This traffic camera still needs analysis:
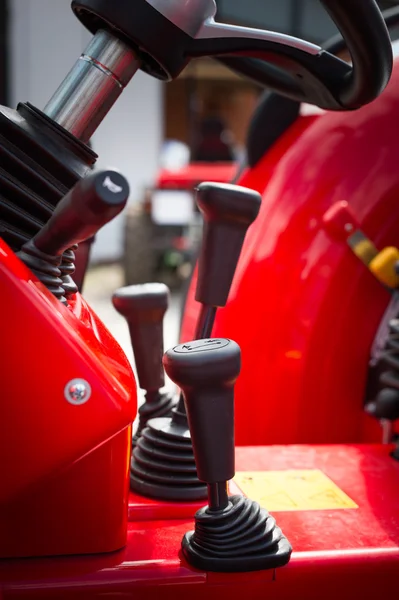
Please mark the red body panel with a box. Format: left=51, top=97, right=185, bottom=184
left=156, top=162, right=236, bottom=189
left=0, top=241, right=137, bottom=557
left=1, top=444, right=398, bottom=599
left=182, top=62, right=399, bottom=447
left=2, top=36, right=399, bottom=598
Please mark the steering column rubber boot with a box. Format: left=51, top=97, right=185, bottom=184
left=163, top=338, right=292, bottom=573
left=112, top=283, right=175, bottom=446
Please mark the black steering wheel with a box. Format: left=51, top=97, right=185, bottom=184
left=73, top=0, right=392, bottom=111
left=322, top=4, right=399, bottom=58
left=213, top=0, right=393, bottom=110
left=244, top=5, right=399, bottom=168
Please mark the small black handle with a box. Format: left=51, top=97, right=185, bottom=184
left=33, top=170, right=129, bottom=256
left=163, top=338, right=241, bottom=483
left=366, top=389, right=399, bottom=422
left=195, top=183, right=261, bottom=307
left=112, top=283, right=169, bottom=392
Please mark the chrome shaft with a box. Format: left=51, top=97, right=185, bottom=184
left=44, top=30, right=140, bottom=143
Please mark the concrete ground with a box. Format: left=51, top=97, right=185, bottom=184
left=83, top=263, right=181, bottom=396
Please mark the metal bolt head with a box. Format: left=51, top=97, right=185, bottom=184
left=64, top=379, right=92, bottom=405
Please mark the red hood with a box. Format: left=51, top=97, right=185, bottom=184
left=156, top=162, right=237, bottom=189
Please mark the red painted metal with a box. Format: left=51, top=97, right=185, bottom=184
left=128, top=491, right=204, bottom=522
left=181, top=61, right=399, bottom=447
left=322, top=200, right=364, bottom=243
left=0, top=240, right=137, bottom=557
left=1, top=35, right=398, bottom=598
left=0, top=444, right=397, bottom=598
left=156, top=162, right=237, bottom=189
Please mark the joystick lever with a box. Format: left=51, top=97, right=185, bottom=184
left=194, top=182, right=261, bottom=339
left=163, top=338, right=292, bottom=573
left=129, top=183, right=260, bottom=500
left=26, top=170, right=129, bottom=256
left=164, top=338, right=239, bottom=511
left=17, top=170, right=129, bottom=303
left=112, top=284, right=175, bottom=445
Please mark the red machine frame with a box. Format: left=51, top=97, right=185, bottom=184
left=1, top=3, right=399, bottom=596
left=182, top=61, right=399, bottom=447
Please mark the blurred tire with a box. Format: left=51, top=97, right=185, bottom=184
left=123, top=204, right=157, bottom=285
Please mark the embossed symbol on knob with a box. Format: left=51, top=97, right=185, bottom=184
left=102, top=176, right=123, bottom=194
left=177, top=339, right=229, bottom=353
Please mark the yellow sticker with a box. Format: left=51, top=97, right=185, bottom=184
left=233, top=469, right=358, bottom=512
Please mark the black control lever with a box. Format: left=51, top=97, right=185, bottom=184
left=17, top=170, right=129, bottom=303
left=163, top=338, right=291, bottom=573
left=30, top=170, right=129, bottom=255
left=194, top=182, right=261, bottom=339
left=129, top=182, right=260, bottom=501
left=112, top=283, right=175, bottom=445
left=175, top=182, right=261, bottom=413
left=164, top=339, right=240, bottom=511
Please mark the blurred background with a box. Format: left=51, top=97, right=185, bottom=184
left=0, top=0, right=398, bottom=361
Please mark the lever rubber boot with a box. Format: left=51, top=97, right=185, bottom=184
left=17, top=170, right=129, bottom=303
left=112, top=283, right=175, bottom=446
left=163, top=339, right=292, bottom=573
left=129, top=401, right=207, bottom=501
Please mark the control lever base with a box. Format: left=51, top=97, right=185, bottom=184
left=133, top=391, right=175, bottom=447
left=17, top=239, right=66, bottom=303
left=60, top=246, right=79, bottom=297
left=182, top=495, right=292, bottom=572
left=130, top=410, right=207, bottom=501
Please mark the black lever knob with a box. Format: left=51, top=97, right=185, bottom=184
left=163, top=338, right=241, bottom=504
left=195, top=183, right=261, bottom=308
left=366, top=388, right=399, bottom=421
left=164, top=337, right=292, bottom=573
left=113, top=283, right=169, bottom=393
left=33, top=170, right=129, bottom=256
left=17, top=170, right=129, bottom=303
left=112, top=283, right=176, bottom=446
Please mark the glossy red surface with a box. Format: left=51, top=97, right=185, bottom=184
left=182, top=64, right=399, bottom=446
left=128, top=490, right=204, bottom=522
left=0, top=427, right=131, bottom=558
left=156, top=162, right=236, bottom=189
left=0, top=241, right=137, bottom=556
left=1, top=444, right=397, bottom=599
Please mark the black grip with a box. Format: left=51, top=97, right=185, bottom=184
left=112, top=283, right=169, bottom=392
left=163, top=338, right=241, bottom=484
left=33, top=170, right=129, bottom=255
left=367, top=389, right=399, bottom=422
left=195, top=183, right=261, bottom=307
